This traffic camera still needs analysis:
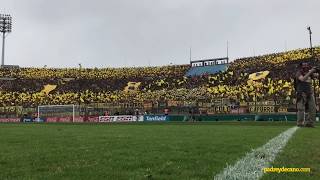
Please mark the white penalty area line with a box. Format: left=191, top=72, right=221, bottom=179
left=214, top=126, right=299, bottom=180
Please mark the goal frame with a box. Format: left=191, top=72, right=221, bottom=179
left=37, top=104, right=76, bottom=122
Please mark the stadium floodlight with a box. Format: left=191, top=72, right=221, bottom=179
left=307, top=26, right=313, bottom=57
left=0, top=14, right=12, bottom=67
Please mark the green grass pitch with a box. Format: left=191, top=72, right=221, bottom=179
left=0, top=122, right=318, bottom=179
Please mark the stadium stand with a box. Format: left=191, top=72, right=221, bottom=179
left=0, top=47, right=319, bottom=116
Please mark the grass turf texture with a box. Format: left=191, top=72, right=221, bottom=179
left=0, top=122, right=292, bottom=179
left=262, top=125, right=320, bottom=180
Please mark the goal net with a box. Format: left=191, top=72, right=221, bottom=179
left=37, top=104, right=79, bottom=122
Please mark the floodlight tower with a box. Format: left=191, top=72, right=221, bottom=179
left=0, top=14, right=12, bottom=66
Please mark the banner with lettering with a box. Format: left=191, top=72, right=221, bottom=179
left=144, top=115, right=168, bottom=121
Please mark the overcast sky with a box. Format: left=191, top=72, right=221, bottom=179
left=0, top=0, right=319, bottom=68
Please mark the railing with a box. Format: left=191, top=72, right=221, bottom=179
left=0, top=97, right=309, bottom=119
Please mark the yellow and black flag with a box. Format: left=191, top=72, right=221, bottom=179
left=124, top=82, right=141, bottom=93
left=248, top=71, right=270, bottom=81
left=41, top=84, right=57, bottom=95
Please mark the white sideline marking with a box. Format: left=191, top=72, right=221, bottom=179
left=214, top=126, right=299, bottom=180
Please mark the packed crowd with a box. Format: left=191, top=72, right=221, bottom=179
left=0, top=47, right=319, bottom=108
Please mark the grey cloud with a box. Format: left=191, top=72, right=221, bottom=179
left=0, top=0, right=319, bottom=68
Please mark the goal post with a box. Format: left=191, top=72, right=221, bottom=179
left=37, top=104, right=78, bottom=122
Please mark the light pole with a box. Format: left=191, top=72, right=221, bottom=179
left=307, top=27, right=319, bottom=111
left=0, top=14, right=12, bottom=67
left=78, top=63, right=82, bottom=106
left=307, top=26, right=313, bottom=57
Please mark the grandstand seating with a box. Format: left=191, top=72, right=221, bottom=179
left=0, top=46, right=319, bottom=111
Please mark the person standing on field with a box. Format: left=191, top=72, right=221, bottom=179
left=295, top=62, right=318, bottom=127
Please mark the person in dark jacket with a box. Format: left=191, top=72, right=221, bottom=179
left=295, top=62, right=318, bottom=127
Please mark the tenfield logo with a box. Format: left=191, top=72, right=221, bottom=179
left=146, top=116, right=167, bottom=121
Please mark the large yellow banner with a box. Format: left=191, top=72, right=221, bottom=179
left=41, top=84, right=57, bottom=95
